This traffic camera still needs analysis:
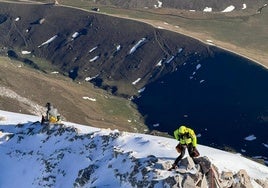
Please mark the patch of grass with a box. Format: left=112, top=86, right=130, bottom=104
left=96, top=93, right=146, bottom=131
left=24, top=56, right=60, bottom=72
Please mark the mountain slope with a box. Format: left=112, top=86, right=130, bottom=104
left=0, top=110, right=267, bottom=187
left=0, top=1, right=219, bottom=96
left=0, top=57, right=146, bottom=133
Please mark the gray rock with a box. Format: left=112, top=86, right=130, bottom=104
left=233, top=169, right=253, bottom=188
left=182, top=175, right=196, bottom=188
left=221, top=171, right=234, bottom=188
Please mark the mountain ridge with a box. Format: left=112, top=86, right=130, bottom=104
left=0, top=110, right=268, bottom=187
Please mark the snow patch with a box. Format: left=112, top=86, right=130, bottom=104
left=206, top=39, right=213, bottom=43
left=155, top=59, right=163, bottom=67
left=71, top=32, right=79, bottom=39
left=165, top=56, right=174, bottom=64
left=89, top=56, right=99, bottom=62
left=89, top=46, right=98, bottom=53
left=50, top=71, right=59, bottom=74
left=116, top=45, right=121, bottom=51
left=153, top=123, right=160, bottom=127
left=154, top=0, right=163, bottom=8
left=203, top=7, right=212, bottom=12
left=38, top=35, right=58, bottom=48
left=206, top=39, right=215, bottom=45
left=222, top=5, right=235, bottom=13
left=85, top=74, right=99, bottom=81
left=15, top=17, right=20, bottom=21
left=196, top=64, right=201, bottom=70
left=129, top=38, right=146, bottom=54
left=132, top=78, right=141, bottom=85
left=138, top=87, right=145, bottom=93
left=21, top=50, right=31, bottom=55
left=82, top=97, right=96, bottom=101
left=242, top=4, right=247, bottom=10
left=244, top=135, right=257, bottom=141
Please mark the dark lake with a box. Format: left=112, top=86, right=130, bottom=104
left=133, top=46, right=268, bottom=164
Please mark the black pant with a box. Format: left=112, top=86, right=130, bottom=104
left=174, top=143, right=195, bottom=165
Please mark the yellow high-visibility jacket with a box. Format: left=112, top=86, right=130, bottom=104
left=174, top=127, right=197, bottom=147
left=49, top=116, right=58, bottom=123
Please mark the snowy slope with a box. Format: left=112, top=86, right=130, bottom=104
left=0, top=110, right=268, bottom=188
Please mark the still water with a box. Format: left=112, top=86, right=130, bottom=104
left=134, top=47, right=268, bottom=162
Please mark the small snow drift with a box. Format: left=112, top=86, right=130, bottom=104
left=82, top=96, right=96, bottom=101
left=21, top=50, right=31, bottom=55
left=222, top=5, right=235, bottom=12
left=71, top=32, right=80, bottom=40
left=38, top=35, right=58, bottom=48
left=132, top=78, right=141, bottom=85
left=128, top=38, right=146, bottom=54
left=154, top=0, right=163, bottom=8
left=244, top=134, right=257, bottom=141
left=203, top=7, right=212, bottom=12
left=89, top=56, right=99, bottom=62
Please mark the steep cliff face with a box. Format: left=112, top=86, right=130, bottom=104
left=0, top=2, right=211, bottom=96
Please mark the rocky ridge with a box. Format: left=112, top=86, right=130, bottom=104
left=0, top=119, right=267, bottom=187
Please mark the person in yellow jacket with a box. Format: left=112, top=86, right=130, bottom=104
left=41, top=102, right=61, bottom=124
left=169, top=125, right=200, bottom=170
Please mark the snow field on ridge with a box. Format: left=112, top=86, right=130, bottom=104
left=0, top=110, right=268, bottom=187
